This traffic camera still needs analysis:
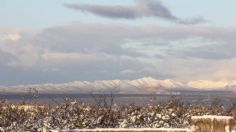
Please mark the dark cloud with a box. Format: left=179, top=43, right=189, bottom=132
left=177, top=17, right=206, bottom=25
left=66, top=4, right=137, bottom=19
left=65, top=0, right=205, bottom=25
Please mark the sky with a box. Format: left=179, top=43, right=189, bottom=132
left=1, top=0, right=236, bottom=86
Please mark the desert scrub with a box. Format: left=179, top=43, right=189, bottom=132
left=0, top=97, right=235, bottom=131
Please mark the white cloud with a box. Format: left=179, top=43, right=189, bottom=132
left=0, top=29, right=40, bottom=69
left=0, top=28, right=22, bottom=42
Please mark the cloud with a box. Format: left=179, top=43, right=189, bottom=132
left=0, top=28, right=23, bottom=42
left=177, top=17, right=206, bottom=25
left=1, top=24, right=236, bottom=85
left=0, top=26, right=167, bottom=85
left=65, top=0, right=206, bottom=25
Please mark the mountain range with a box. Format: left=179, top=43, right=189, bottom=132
left=0, top=77, right=235, bottom=94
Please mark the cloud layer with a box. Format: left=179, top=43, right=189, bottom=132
left=65, top=0, right=205, bottom=24
left=1, top=23, right=236, bottom=85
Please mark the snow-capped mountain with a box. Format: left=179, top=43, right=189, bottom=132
left=0, top=77, right=184, bottom=94
left=0, top=77, right=235, bottom=94
left=186, top=80, right=228, bottom=89
left=186, top=80, right=236, bottom=90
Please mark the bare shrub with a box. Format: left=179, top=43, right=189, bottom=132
left=0, top=95, right=235, bottom=131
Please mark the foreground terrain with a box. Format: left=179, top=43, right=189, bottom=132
left=0, top=96, right=235, bottom=131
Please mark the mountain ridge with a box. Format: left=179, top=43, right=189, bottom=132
left=0, top=77, right=235, bottom=94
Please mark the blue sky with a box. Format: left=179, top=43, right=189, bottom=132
left=1, top=0, right=236, bottom=86
left=1, top=0, right=236, bottom=29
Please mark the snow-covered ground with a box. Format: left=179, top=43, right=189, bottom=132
left=0, top=97, right=236, bottom=131
left=52, top=128, right=191, bottom=132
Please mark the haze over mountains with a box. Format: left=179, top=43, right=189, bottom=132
left=0, top=77, right=236, bottom=94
